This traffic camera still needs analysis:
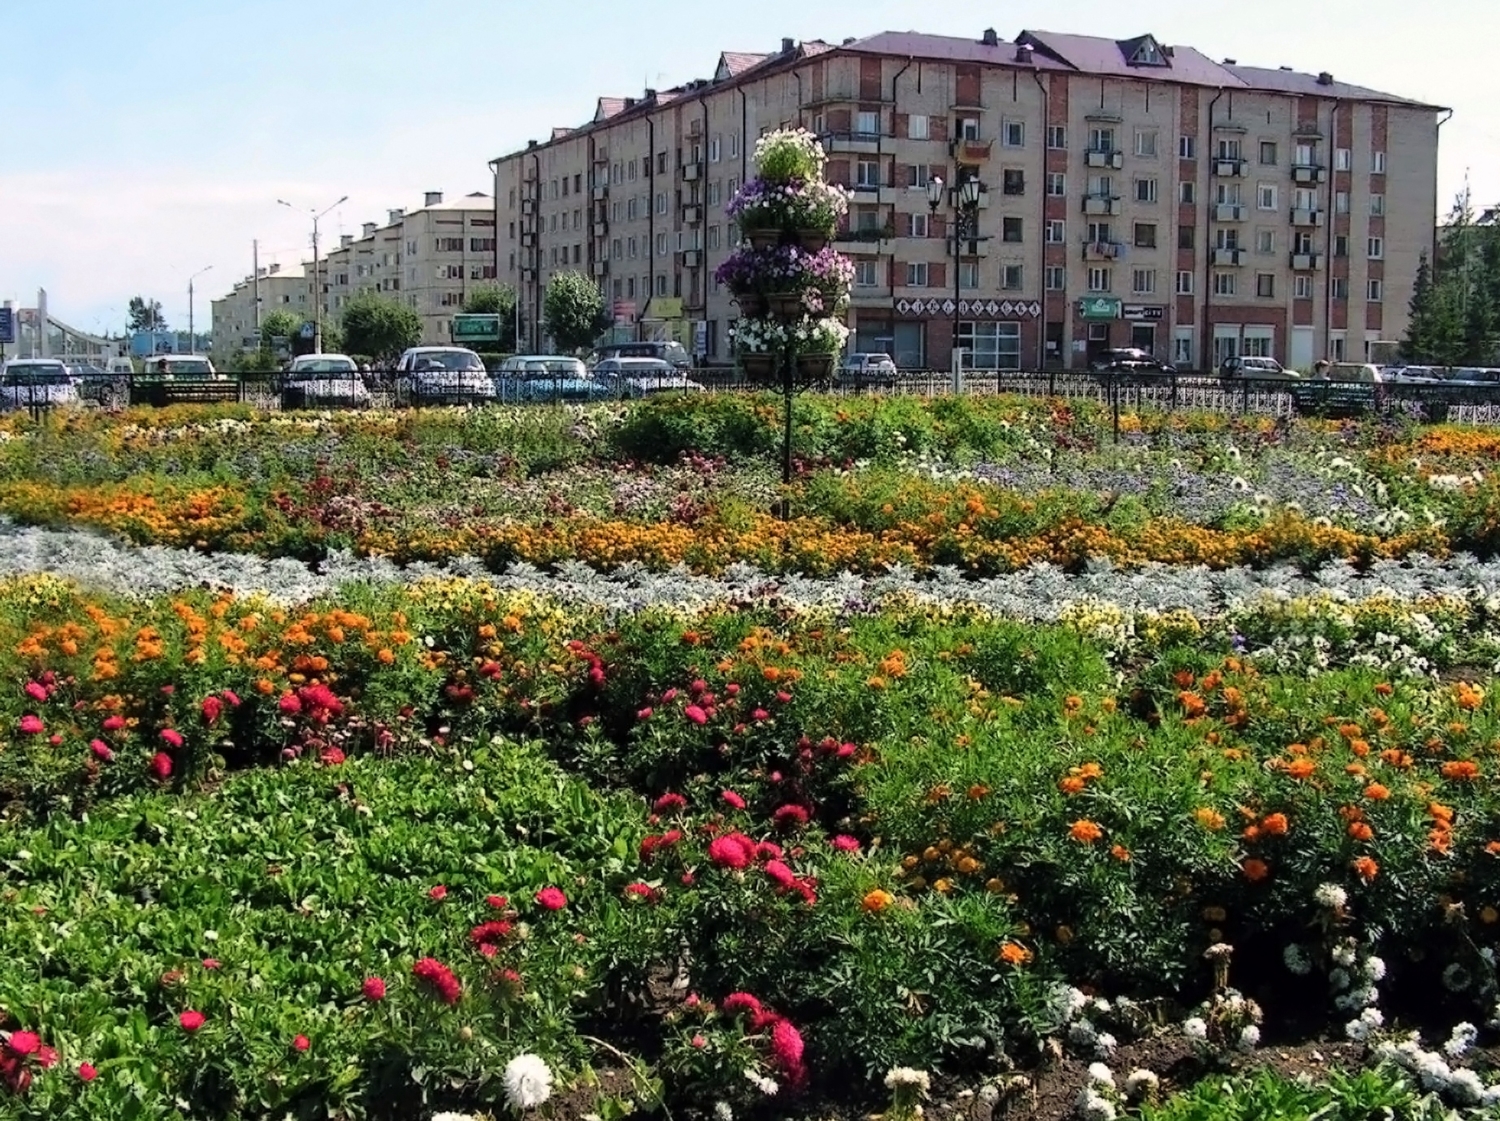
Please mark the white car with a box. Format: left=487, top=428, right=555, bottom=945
left=0, top=359, right=80, bottom=411
left=142, top=355, right=223, bottom=380
left=592, top=357, right=706, bottom=397
left=393, top=347, right=496, bottom=404
left=281, top=354, right=371, bottom=409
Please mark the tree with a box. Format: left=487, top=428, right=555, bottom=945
left=340, top=293, right=422, bottom=363
left=542, top=272, right=610, bottom=354
left=259, top=310, right=303, bottom=353
left=462, top=285, right=518, bottom=345
left=127, top=297, right=167, bottom=333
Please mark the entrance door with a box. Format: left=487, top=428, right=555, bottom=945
left=1290, top=326, right=1314, bottom=370
left=1086, top=322, right=1112, bottom=362
left=1130, top=323, right=1156, bottom=355
left=1212, top=332, right=1239, bottom=369
left=1045, top=321, right=1064, bottom=367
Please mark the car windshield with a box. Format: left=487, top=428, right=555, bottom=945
left=157, top=359, right=213, bottom=376
left=413, top=352, right=483, bottom=372
left=3, top=367, right=70, bottom=387
left=519, top=361, right=583, bottom=378
left=292, top=358, right=357, bottom=375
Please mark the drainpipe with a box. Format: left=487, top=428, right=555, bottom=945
left=1435, top=109, right=1454, bottom=264
left=739, top=86, right=749, bottom=182
left=1200, top=88, right=1226, bottom=373
left=532, top=152, right=542, bottom=352
left=698, top=94, right=710, bottom=326
left=647, top=111, right=656, bottom=343
left=487, top=157, right=501, bottom=345
left=1031, top=66, right=1049, bottom=369
left=1323, top=98, right=1342, bottom=363
left=887, top=57, right=914, bottom=337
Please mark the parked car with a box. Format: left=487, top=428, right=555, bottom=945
left=281, top=354, right=371, bottom=409
left=590, top=340, right=692, bottom=370
left=139, top=355, right=223, bottom=380
left=592, top=357, right=706, bottom=397
left=494, top=356, right=612, bottom=402
left=1219, top=356, right=1300, bottom=382
left=0, top=360, right=80, bottom=411
left=1088, top=349, right=1176, bottom=380
left=394, top=347, right=497, bottom=405
left=833, top=353, right=900, bottom=389
left=65, top=362, right=127, bottom=404
left=1292, top=362, right=1385, bottom=417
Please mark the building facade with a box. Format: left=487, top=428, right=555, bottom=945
left=491, top=28, right=1444, bottom=370
left=209, top=264, right=310, bottom=359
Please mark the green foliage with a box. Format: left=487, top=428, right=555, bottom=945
left=340, top=292, right=422, bottom=362
left=126, top=296, right=167, bottom=333
left=543, top=271, right=610, bottom=354
left=257, top=309, right=303, bottom=352
left=1404, top=193, right=1500, bottom=367
left=226, top=348, right=280, bottom=374
left=1140, top=1065, right=1433, bottom=1121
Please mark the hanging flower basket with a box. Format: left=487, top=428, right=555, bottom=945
left=739, top=352, right=778, bottom=380
left=766, top=292, right=808, bottom=319
left=796, top=353, right=836, bottom=381
left=795, top=229, right=831, bottom=253
left=744, top=228, right=780, bottom=251
left=735, top=292, right=769, bottom=317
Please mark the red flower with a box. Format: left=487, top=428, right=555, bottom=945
left=428, top=885, right=448, bottom=901
left=535, top=886, right=567, bottom=911
left=150, top=752, right=173, bottom=779
left=24, top=681, right=47, bottom=703
left=202, top=958, right=221, bottom=970
left=33, top=1045, right=57, bottom=1069
left=278, top=692, right=302, bottom=715
left=770, top=1018, right=805, bottom=1073
left=836, top=742, right=857, bottom=759
left=102, top=715, right=126, bottom=733
left=292, top=1034, right=310, bottom=1052
left=763, top=859, right=797, bottom=890
left=653, top=792, right=687, bottom=813
left=18, top=715, right=43, bottom=735
left=160, top=728, right=183, bottom=748
left=684, top=705, right=708, bottom=725
left=691, top=1033, right=707, bottom=1048
left=755, top=841, right=784, bottom=862
left=708, top=832, right=756, bottom=869
left=412, top=957, right=461, bottom=1004
left=77, top=1062, right=97, bottom=1082
left=320, top=746, right=346, bottom=765
left=831, top=834, right=861, bottom=853
left=6, top=1032, right=39, bottom=1057
left=362, top=977, right=387, bottom=1001
left=470, top=920, right=513, bottom=951
left=721, top=790, right=747, bottom=810
left=221, top=689, right=242, bottom=707
left=751, top=708, right=770, bottom=722
left=179, top=1011, right=206, bottom=1032
left=721, top=992, right=763, bottom=1021
left=486, top=894, right=508, bottom=909
left=636, top=707, right=653, bottom=721
left=200, top=696, right=222, bottom=725
left=772, top=804, right=810, bottom=830
left=624, top=882, right=658, bottom=902
left=89, top=740, right=114, bottom=762
left=776, top=691, right=792, bottom=704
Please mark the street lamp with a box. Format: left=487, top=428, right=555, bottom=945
left=187, top=265, right=213, bottom=355
left=927, top=175, right=984, bottom=385
left=278, top=195, right=348, bottom=353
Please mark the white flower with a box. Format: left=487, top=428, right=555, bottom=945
left=1086, top=1062, right=1115, bottom=1088
left=432, top=1114, right=481, bottom=1121
left=1068, top=1020, right=1099, bottom=1048
left=713, top=1102, right=734, bottom=1121
left=1183, top=1017, right=1208, bottom=1042
left=1447, top=1067, right=1484, bottom=1105
left=884, top=1067, right=931, bottom=1091
left=1313, top=883, right=1347, bottom=910
left=1444, top=1022, right=1478, bottom=1058
left=1237, top=1025, right=1261, bottom=1052
left=1074, top=1087, right=1117, bottom=1121
left=1283, top=944, right=1313, bottom=976
left=1331, top=939, right=1358, bottom=967
left=1329, top=967, right=1351, bottom=992
left=502, top=1053, right=553, bottom=1110
left=1123, top=1069, right=1159, bottom=1099
left=1363, top=955, right=1386, bottom=982
left=1094, top=1032, right=1117, bottom=1059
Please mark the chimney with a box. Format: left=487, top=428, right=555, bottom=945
left=362, top=222, right=377, bottom=238
left=424, top=190, right=443, bottom=207
left=982, top=28, right=999, bottom=47
left=268, top=263, right=281, bottom=275
left=340, top=234, right=354, bottom=248
left=1279, top=65, right=1293, bottom=71
left=842, top=36, right=855, bottom=45
left=624, top=96, right=637, bottom=108
left=1223, top=58, right=1237, bottom=65
left=1015, top=43, right=1034, bottom=63
left=644, top=87, right=656, bottom=99
left=781, top=37, right=795, bottom=53
left=1162, top=45, right=1174, bottom=57
left=1317, top=71, right=1334, bottom=85
left=388, top=208, right=404, bottom=225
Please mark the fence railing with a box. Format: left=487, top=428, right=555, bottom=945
left=11, top=368, right=1500, bottom=427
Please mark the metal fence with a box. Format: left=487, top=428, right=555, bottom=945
left=10, top=368, right=1500, bottom=426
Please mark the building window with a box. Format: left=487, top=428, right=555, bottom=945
left=1293, top=231, right=1315, bottom=255
left=1135, top=129, right=1158, bottom=158
left=1213, top=272, right=1236, bottom=296
left=855, top=109, right=880, bottom=138
left=855, top=260, right=879, bottom=288
left=1367, top=278, right=1383, bottom=301
left=1257, top=183, right=1277, bottom=211
left=1335, top=147, right=1352, bottom=171
left=1134, top=177, right=1158, bottom=203
left=1371, top=193, right=1385, bottom=216
left=626, top=277, right=636, bottom=298
left=1179, top=181, right=1196, bottom=205
left=1178, top=225, right=1195, bottom=250
left=1047, top=172, right=1066, bottom=196
left=1045, top=219, right=1065, bottom=244
left=1045, top=265, right=1066, bottom=291
left=957, top=321, right=1022, bottom=369
left=1131, top=268, right=1156, bottom=294
left=1367, top=236, right=1384, bottom=259
left=1086, top=220, right=1114, bottom=245
left=1178, top=135, right=1196, bottom=159
left=911, top=213, right=930, bottom=238
left=1089, top=126, right=1115, bottom=152
left=1216, top=181, right=1242, bottom=206
left=1373, top=151, right=1386, bottom=174
left=1294, top=275, right=1313, bottom=299
left=1047, top=125, right=1067, bottom=149
left=1002, top=216, right=1023, bottom=242
left=906, top=164, right=930, bottom=188
left=909, top=114, right=930, bottom=140
left=1002, top=119, right=1025, bottom=148
left=657, top=192, right=668, bottom=215
left=1176, top=270, right=1194, bottom=295
left=1331, top=277, right=1349, bottom=299
left=1133, top=222, right=1157, bottom=248
left=1087, top=266, right=1112, bottom=292
left=655, top=274, right=667, bottom=296
left=1216, top=138, right=1242, bottom=161
left=960, top=261, right=980, bottom=289
left=856, top=160, right=880, bottom=187
left=1259, top=140, right=1278, bottom=165
left=628, top=236, right=638, bottom=258
left=958, top=116, right=981, bottom=140
left=656, top=232, right=668, bottom=256
left=1173, top=329, right=1195, bottom=365
left=1003, top=168, right=1025, bottom=195
left=1294, top=142, right=1317, bottom=166
left=1001, top=263, right=1024, bottom=290
left=1255, top=273, right=1275, bottom=298
left=1256, top=228, right=1275, bottom=254
left=906, top=262, right=929, bottom=287
left=729, top=132, right=740, bottom=158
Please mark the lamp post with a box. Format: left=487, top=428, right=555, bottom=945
left=278, top=195, right=348, bottom=353
left=927, top=175, right=983, bottom=388
left=187, top=265, right=213, bottom=355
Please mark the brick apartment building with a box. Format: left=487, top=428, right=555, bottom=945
left=490, top=27, right=1446, bottom=371
left=209, top=263, right=310, bottom=359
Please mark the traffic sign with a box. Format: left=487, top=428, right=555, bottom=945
left=451, top=314, right=502, bottom=343
left=0, top=307, right=13, bottom=345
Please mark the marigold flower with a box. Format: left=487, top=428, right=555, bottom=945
left=1284, top=758, right=1317, bottom=780
left=1442, top=760, right=1480, bottom=782
left=534, top=886, right=568, bottom=911
left=1195, top=807, right=1226, bottom=831
left=1348, top=822, right=1375, bottom=842
left=862, top=889, right=895, bottom=913
left=1351, top=856, right=1379, bottom=881
left=1242, top=858, right=1270, bottom=882
left=998, top=941, right=1032, bottom=965
left=1110, top=844, right=1131, bottom=862
left=1261, top=813, right=1289, bottom=836
left=1069, top=819, right=1103, bottom=844
left=1058, top=776, right=1086, bottom=795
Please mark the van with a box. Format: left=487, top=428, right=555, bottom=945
left=590, top=340, right=691, bottom=369
left=106, top=357, right=135, bottom=376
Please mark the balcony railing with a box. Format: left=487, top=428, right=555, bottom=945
left=1085, top=149, right=1125, bottom=169
left=1292, top=164, right=1328, bottom=184
left=837, top=224, right=897, bottom=246
left=681, top=250, right=702, bottom=268
left=1290, top=251, right=1325, bottom=270
left=681, top=162, right=702, bottom=182
left=591, top=185, right=608, bottom=200
left=950, top=237, right=990, bottom=258
left=1213, top=158, right=1247, bottom=178
left=1290, top=208, right=1325, bottom=227
left=1082, top=194, right=1123, bottom=216
left=1214, top=204, right=1247, bottom=222
left=592, top=221, right=608, bottom=237
left=683, top=205, right=703, bottom=225
left=1082, top=241, right=1123, bottom=261
left=820, top=130, right=884, bottom=154
left=953, top=137, right=993, bottom=161
left=1211, top=248, right=1247, bottom=266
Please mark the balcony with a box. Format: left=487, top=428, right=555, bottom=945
left=952, top=137, right=993, bottom=162
left=593, top=149, right=609, bottom=164
left=1211, top=248, right=1247, bottom=266
left=1290, top=208, right=1325, bottom=227
left=1083, top=241, right=1123, bottom=261
left=681, top=162, right=702, bottom=182
left=591, top=260, right=607, bottom=277
left=1085, top=148, right=1125, bottom=170
left=1292, top=164, right=1328, bottom=185
left=1082, top=194, right=1123, bottom=217
left=820, top=131, right=883, bottom=155
left=681, top=250, right=702, bottom=268
left=949, top=237, right=990, bottom=258
left=521, top=232, right=537, bottom=247
left=1213, top=158, right=1247, bottom=178
left=850, top=178, right=882, bottom=198
left=593, top=221, right=609, bottom=237
left=521, top=199, right=536, bottom=215
left=592, top=185, right=608, bottom=201
left=837, top=224, right=897, bottom=252
left=1214, top=204, right=1247, bottom=222
left=683, top=205, right=703, bottom=225
left=1290, top=252, right=1325, bottom=270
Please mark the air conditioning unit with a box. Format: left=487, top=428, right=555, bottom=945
left=682, top=250, right=702, bottom=268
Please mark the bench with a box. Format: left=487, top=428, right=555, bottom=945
left=1290, top=382, right=1380, bottom=418
left=130, top=380, right=243, bottom=407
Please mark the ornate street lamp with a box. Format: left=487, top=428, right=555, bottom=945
left=927, top=175, right=984, bottom=384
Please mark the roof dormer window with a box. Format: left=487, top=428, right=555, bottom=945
left=1126, top=35, right=1167, bottom=66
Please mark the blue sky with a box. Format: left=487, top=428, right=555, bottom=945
left=2, top=0, right=1494, bottom=336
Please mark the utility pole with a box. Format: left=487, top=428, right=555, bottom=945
left=279, top=195, right=347, bottom=354
left=253, top=239, right=262, bottom=338
left=187, top=266, right=213, bottom=354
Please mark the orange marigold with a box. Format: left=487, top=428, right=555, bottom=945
left=1110, top=844, right=1131, bottom=862
left=1284, top=758, right=1317, bottom=780
left=1261, top=812, right=1289, bottom=836
left=1351, top=856, right=1379, bottom=881
left=998, top=941, right=1033, bottom=966
left=1194, top=807, right=1226, bottom=831
left=1348, top=821, right=1375, bottom=842
left=1058, top=776, right=1086, bottom=795
left=1242, top=858, right=1270, bottom=882
left=861, top=889, right=895, bottom=913
left=1364, top=783, right=1391, bottom=801
left=1442, top=760, right=1481, bottom=782
left=1069, top=819, right=1104, bottom=844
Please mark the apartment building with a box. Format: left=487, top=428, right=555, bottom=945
left=209, top=263, right=310, bottom=358
left=320, top=191, right=497, bottom=345
left=491, top=28, right=1444, bottom=370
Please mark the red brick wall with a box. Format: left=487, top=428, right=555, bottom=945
left=1044, top=76, right=1071, bottom=342
left=859, top=58, right=883, bottom=101
left=955, top=64, right=981, bottom=108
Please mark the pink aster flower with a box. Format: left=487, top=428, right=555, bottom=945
left=18, top=715, right=43, bottom=735
left=831, top=834, right=861, bottom=853
left=684, top=704, right=708, bottom=725
left=721, top=790, right=747, bottom=810
left=535, top=886, right=568, bottom=911
left=159, top=728, right=183, bottom=748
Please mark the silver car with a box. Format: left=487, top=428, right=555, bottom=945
left=592, top=357, right=706, bottom=398
left=282, top=354, right=372, bottom=409
left=394, top=347, right=496, bottom=404
left=0, top=360, right=80, bottom=411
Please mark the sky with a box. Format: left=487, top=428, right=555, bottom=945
left=2, top=0, right=1495, bottom=338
